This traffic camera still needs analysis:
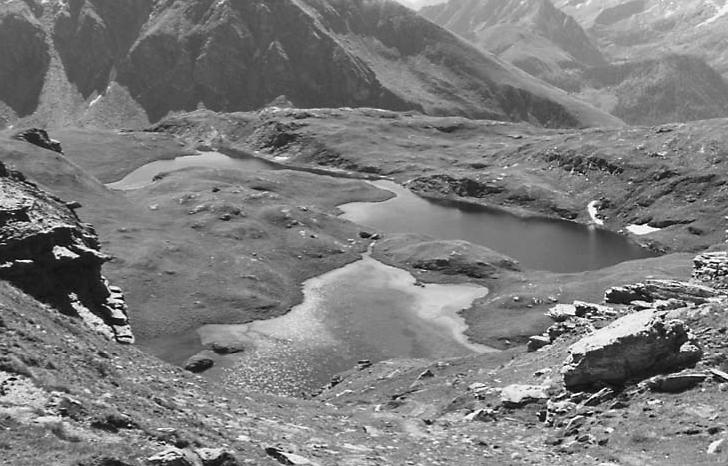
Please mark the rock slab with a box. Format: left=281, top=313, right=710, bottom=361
left=562, top=309, right=702, bottom=388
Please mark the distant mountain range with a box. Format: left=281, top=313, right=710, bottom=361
left=0, top=0, right=619, bottom=130
left=555, top=0, right=728, bottom=76
left=423, top=0, right=728, bottom=125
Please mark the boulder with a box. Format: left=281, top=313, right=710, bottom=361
left=184, top=352, right=215, bottom=373
left=13, top=128, right=63, bottom=153
left=194, top=449, right=239, bottom=466
left=464, top=408, right=497, bottom=422
left=527, top=335, right=551, bottom=352
left=500, top=385, right=550, bottom=408
left=547, top=318, right=593, bottom=342
left=264, top=447, right=318, bottom=465
left=604, top=280, right=718, bottom=305
left=562, top=310, right=702, bottom=388
left=693, top=251, right=728, bottom=289
left=573, top=301, right=615, bottom=318
left=209, top=342, right=246, bottom=355
left=546, top=304, right=577, bottom=322
left=146, top=448, right=200, bottom=466
left=643, top=371, right=708, bottom=393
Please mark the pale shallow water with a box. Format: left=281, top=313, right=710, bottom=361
left=106, top=151, right=275, bottom=190
left=340, top=181, right=658, bottom=272
left=197, top=253, right=491, bottom=396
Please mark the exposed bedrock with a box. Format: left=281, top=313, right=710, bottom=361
left=13, top=128, right=64, bottom=154
left=605, top=279, right=721, bottom=306
left=0, top=161, right=133, bottom=343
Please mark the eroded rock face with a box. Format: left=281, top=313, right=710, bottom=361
left=0, top=161, right=133, bottom=343
left=562, top=309, right=702, bottom=388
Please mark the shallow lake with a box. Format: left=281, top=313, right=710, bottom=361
left=340, top=180, right=657, bottom=273
left=197, top=252, right=491, bottom=396
left=106, top=151, right=277, bottom=190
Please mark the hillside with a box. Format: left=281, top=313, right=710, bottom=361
left=554, top=0, right=728, bottom=77
left=578, top=54, right=728, bottom=125
left=0, top=0, right=621, bottom=130
left=421, top=0, right=606, bottom=90
left=423, top=0, right=728, bottom=125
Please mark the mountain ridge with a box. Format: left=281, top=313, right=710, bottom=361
left=0, top=0, right=621, bottom=129
left=422, top=0, right=728, bottom=125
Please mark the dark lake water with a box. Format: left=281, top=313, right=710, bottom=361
left=340, top=181, right=658, bottom=273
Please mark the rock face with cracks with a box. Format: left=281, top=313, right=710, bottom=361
left=0, top=161, right=133, bottom=343
left=562, top=309, right=702, bottom=388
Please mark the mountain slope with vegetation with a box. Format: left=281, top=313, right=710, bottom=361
left=423, top=0, right=728, bottom=124
left=0, top=0, right=621, bottom=130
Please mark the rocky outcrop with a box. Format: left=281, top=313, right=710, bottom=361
left=13, top=128, right=63, bottom=153
left=0, top=161, right=133, bottom=343
left=562, top=309, right=702, bottom=388
left=642, top=370, right=709, bottom=393
left=147, top=447, right=240, bottom=465
left=500, top=384, right=550, bottom=408
left=604, top=279, right=720, bottom=305
left=693, top=251, right=728, bottom=289
left=184, top=352, right=215, bottom=373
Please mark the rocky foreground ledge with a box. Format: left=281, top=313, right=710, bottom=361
left=0, top=161, right=133, bottom=343
left=320, top=251, right=728, bottom=463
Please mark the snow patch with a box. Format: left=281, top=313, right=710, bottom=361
left=626, top=224, right=662, bottom=235
left=88, top=95, right=103, bottom=107
left=698, top=1, right=728, bottom=27
left=587, top=201, right=604, bottom=226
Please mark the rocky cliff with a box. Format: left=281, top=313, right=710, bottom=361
left=0, top=0, right=621, bottom=129
left=0, top=158, right=133, bottom=343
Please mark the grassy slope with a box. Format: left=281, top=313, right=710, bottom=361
left=0, top=131, right=389, bottom=364
left=213, top=107, right=727, bottom=252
